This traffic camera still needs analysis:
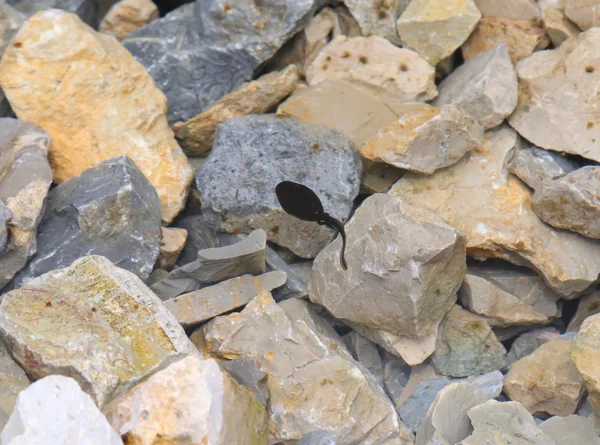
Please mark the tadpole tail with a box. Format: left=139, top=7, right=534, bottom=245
left=322, top=214, right=348, bottom=270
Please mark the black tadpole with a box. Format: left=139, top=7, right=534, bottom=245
left=275, top=181, right=348, bottom=270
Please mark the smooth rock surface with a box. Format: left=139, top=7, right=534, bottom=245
left=474, top=0, right=541, bottom=20
left=565, top=0, right=600, bottom=30
left=343, top=331, right=384, bottom=387
left=506, top=327, right=561, bottom=366
left=0, top=341, right=29, bottom=431
left=400, top=376, right=455, bottom=432
left=99, top=0, right=158, bottom=41
left=543, top=7, right=581, bottom=47
left=572, top=314, right=600, bottom=422
left=540, top=415, right=600, bottom=445
left=156, top=227, right=188, bottom=271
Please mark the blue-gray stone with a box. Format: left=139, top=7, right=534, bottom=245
left=399, top=377, right=455, bottom=432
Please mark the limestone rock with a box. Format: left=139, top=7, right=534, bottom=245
left=543, top=7, right=581, bottom=47
left=265, top=246, right=308, bottom=300
left=433, top=44, right=518, bottom=129
left=361, top=104, right=484, bottom=174
left=344, top=0, right=410, bottom=44
left=173, top=66, right=299, bottom=157
left=343, top=331, right=384, bottom=387
left=6, top=0, right=98, bottom=26
left=0, top=3, right=25, bottom=57
left=572, top=314, right=600, bottom=422
left=11, top=157, right=162, bottom=288
left=105, top=356, right=268, bottom=445
left=382, top=351, right=412, bottom=405
left=99, top=0, right=158, bottom=41
left=0, top=203, right=11, bottom=255
left=568, top=290, right=600, bottom=331
left=298, top=431, right=338, bottom=445
left=172, top=215, right=217, bottom=266
left=396, top=0, right=482, bottom=66
left=474, top=0, right=541, bottom=20
left=470, top=370, right=504, bottom=399
left=218, top=358, right=268, bottom=406
left=506, top=327, right=561, bottom=366
left=0, top=256, right=198, bottom=407
left=306, top=36, right=437, bottom=102
left=432, top=305, right=506, bottom=377
left=391, top=125, right=600, bottom=299
left=0, top=341, right=29, bottom=431
left=0, top=10, right=193, bottom=224
left=361, top=160, right=404, bottom=194
left=504, top=339, right=584, bottom=416
left=540, top=415, right=600, bottom=445
left=400, top=376, right=455, bottom=432
left=565, top=0, right=600, bottom=30
left=156, top=227, right=188, bottom=271
left=196, top=115, right=362, bottom=258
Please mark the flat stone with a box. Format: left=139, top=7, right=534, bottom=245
left=196, top=115, right=362, bottom=258
left=344, top=0, right=410, bottom=44
left=6, top=0, right=98, bottom=26
left=433, top=44, right=518, bottom=129
left=173, top=66, right=299, bottom=157
left=504, top=339, right=584, bottom=416
left=265, top=246, right=308, bottom=300
left=400, top=376, right=455, bottom=432
left=0, top=341, right=29, bottom=431
left=163, top=271, right=286, bottom=328
left=572, top=314, right=600, bottom=423
left=396, top=0, right=482, bottom=66
left=432, top=305, right=506, bottom=378
left=539, top=415, right=600, bottom=445
left=1, top=375, right=122, bottom=445
left=543, top=7, right=581, bottom=47
left=0, top=3, right=25, bottom=58
left=306, top=36, right=437, bottom=102
left=150, top=229, right=267, bottom=300
left=361, top=104, right=484, bottom=174
left=506, top=327, right=561, bottom=366
left=0, top=256, right=198, bottom=408
left=99, top=0, right=158, bottom=41
left=11, top=157, right=162, bottom=288
left=343, top=331, right=384, bottom=387
left=0, top=10, right=193, bottom=224
left=105, top=356, right=268, bottom=445
left=391, top=125, right=600, bottom=299
left=568, top=290, right=600, bottom=331
left=298, top=431, right=338, bottom=445
left=156, top=227, right=188, bottom=271
left=565, top=0, right=600, bottom=30
left=172, top=215, right=217, bottom=267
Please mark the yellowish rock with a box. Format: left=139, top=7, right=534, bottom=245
left=344, top=0, right=410, bottom=44
left=565, top=0, right=600, bottom=30
left=0, top=10, right=193, bottom=224
left=99, top=0, right=158, bottom=41
left=156, top=227, right=188, bottom=271
left=572, top=314, right=600, bottom=421
left=543, top=7, right=581, bottom=47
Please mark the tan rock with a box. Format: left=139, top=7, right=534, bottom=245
left=474, top=0, right=542, bottom=21
left=396, top=0, right=482, bottom=66
left=504, top=339, right=584, bottom=416
left=99, top=0, right=158, bottom=41
left=567, top=290, right=600, bottom=332
left=0, top=10, right=193, bottom=224
left=397, top=363, right=443, bottom=407
left=539, top=415, right=600, bottom=445
left=344, top=0, right=410, bottom=44
left=565, top=0, right=600, bottom=30
left=543, top=7, right=581, bottom=47
left=506, top=327, right=561, bottom=366
left=361, top=104, right=484, bottom=174
left=0, top=341, right=29, bottom=431
left=390, top=125, right=600, bottom=299
left=156, top=227, right=188, bottom=271
left=173, top=66, right=299, bottom=156
left=572, top=314, right=600, bottom=421
left=105, top=356, right=268, bottom=445
left=361, top=160, right=405, bottom=194
left=306, top=36, right=437, bottom=102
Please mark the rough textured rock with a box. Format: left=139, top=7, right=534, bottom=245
left=432, top=305, right=506, bottom=377
left=361, top=160, right=404, bottom=194
left=474, top=0, right=541, bottom=20
left=306, top=36, right=437, bottom=102
left=11, top=157, right=162, bottom=288
left=433, top=44, right=518, bottom=129
left=343, top=331, right=384, bottom=387
left=543, top=7, right=581, bottom=47
left=6, top=0, right=98, bottom=27
left=0, top=341, right=29, bottom=431
left=0, top=203, right=11, bottom=255
left=105, top=356, right=268, bottom=445
left=0, top=9, right=193, bottom=224
left=344, top=0, right=409, bottom=44
left=509, top=29, right=600, bottom=163
left=568, top=290, right=600, bottom=331
left=400, top=376, right=455, bottom=432
left=572, top=314, right=600, bottom=422
left=298, top=431, right=338, bottom=445
left=391, top=125, right=600, bottom=299
left=506, top=327, right=561, bottom=366
left=156, top=227, right=188, bottom=271
left=196, top=115, right=362, bottom=258
left=265, top=246, right=308, bottom=300
left=202, top=292, right=414, bottom=444
left=172, top=215, right=217, bottom=266
left=0, top=3, right=25, bottom=57
left=0, top=256, right=198, bottom=408
left=565, top=0, right=600, bottom=30
left=504, top=339, right=584, bottom=416
left=361, top=104, right=483, bottom=174
left=173, top=66, right=299, bottom=157
left=382, top=351, right=411, bottom=405
left=396, top=0, right=482, bottom=66
left=539, top=415, right=600, bottom=445
left=99, top=0, right=158, bottom=41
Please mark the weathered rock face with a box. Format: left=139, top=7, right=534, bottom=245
left=0, top=10, right=193, bottom=224
left=156, top=227, right=188, bottom=271
left=433, top=44, right=518, bottom=129
left=543, top=7, right=581, bottom=47
left=1, top=375, right=122, bottom=445
left=572, top=314, right=600, bottom=421
left=344, top=0, right=409, bottom=44
left=568, top=290, right=600, bottom=332
left=565, top=0, right=600, bottom=30
left=400, top=376, right=455, bottom=432
left=361, top=161, right=404, bottom=194
left=0, top=3, right=25, bottom=57
left=540, top=415, right=600, bottom=445
left=343, top=331, right=384, bottom=387
left=509, top=29, right=600, bottom=163
left=173, top=66, right=299, bottom=157
left=99, top=0, right=158, bottom=41
left=298, top=431, right=339, bottom=445
left=0, top=256, right=198, bottom=408
left=265, top=246, right=308, bottom=300
left=6, top=0, right=98, bottom=27
left=0, top=341, right=29, bottom=431
left=172, top=215, right=217, bottom=267
left=105, top=356, right=268, bottom=445
left=506, top=327, right=561, bottom=366
left=306, top=36, right=437, bottom=102
left=196, top=115, right=362, bottom=258
left=10, top=157, right=162, bottom=288
left=391, top=125, right=600, bottom=299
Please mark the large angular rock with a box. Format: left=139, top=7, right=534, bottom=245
left=506, top=327, right=561, bottom=366
left=99, top=0, right=158, bottom=41
left=433, top=44, right=518, bottom=129
left=6, top=0, right=98, bottom=27
left=540, top=415, right=600, bottom=445
left=1, top=375, right=122, bottom=445
left=565, top=0, right=600, bottom=30
left=10, top=156, right=162, bottom=288
left=572, top=314, right=600, bottom=421
left=0, top=341, right=29, bottom=431
left=196, top=115, right=362, bottom=258
left=0, top=256, right=198, bottom=408
left=391, top=125, right=600, bottom=299
left=0, top=10, right=193, bottom=224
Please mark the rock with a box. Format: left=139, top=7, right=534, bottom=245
left=202, top=292, right=414, bottom=444
left=105, top=356, right=268, bottom=445
left=400, top=376, right=455, bottom=432
left=572, top=314, right=600, bottom=422
left=151, top=229, right=267, bottom=300
left=0, top=118, right=52, bottom=289
left=0, top=10, right=193, bottom=224
left=344, top=0, right=410, bottom=44
left=506, top=327, right=561, bottom=366
left=1, top=375, right=122, bottom=445
left=196, top=115, right=362, bottom=258
left=10, top=157, right=162, bottom=288
left=298, top=431, right=338, bottom=445
left=122, top=0, right=322, bottom=125
left=565, top=0, right=600, bottom=30
left=306, top=36, right=437, bottom=102
left=470, top=370, right=504, bottom=399
left=6, top=0, right=98, bottom=26
left=343, top=331, right=384, bottom=387
left=265, top=246, right=308, bottom=300
left=163, top=271, right=286, bottom=328
left=172, top=215, right=217, bottom=266
left=301, top=8, right=347, bottom=73
left=504, top=339, right=584, bottom=416
left=391, top=125, right=600, bottom=299
left=460, top=400, right=556, bottom=445
left=99, top=0, right=158, bottom=41
left=0, top=3, right=25, bottom=58
left=509, top=29, right=600, bottom=163
left=543, top=7, right=581, bottom=47
left=474, top=0, right=541, bottom=20
left=361, top=160, right=405, bottom=194
left=432, top=305, right=506, bottom=378
left=433, top=44, right=518, bottom=130
left=0, top=341, right=29, bottom=431
left=539, top=415, right=600, bottom=445
left=382, top=351, right=412, bottom=405
left=0, top=255, right=198, bottom=407
left=0, top=90, right=10, bottom=118
left=173, top=66, right=299, bottom=157
left=396, top=0, right=482, bottom=66
left=156, top=227, right=188, bottom=271
left=361, top=104, right=484, bottom=174
left=217, top=357, right=268, bottom=406
left=0, top=203, right=12, bottom=254
left=568, top=290, right=600, bottom=331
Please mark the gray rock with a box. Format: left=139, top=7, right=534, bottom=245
left=6, top=0, right=98, bottom=27
left=122, top=0, right=324, bottom=124
left=11, top=156, right=162, bottom=288
left=382, top=351, right=411, bottom=406
left=0, top=3, right=25, bottom=58
left=218, top=358, right=268, bottom=406
left=343, top=331, right=384, bottom=387
left=0, top=203, right=12, bottom=254
left=150, top=229, right=267, bottom=300
left=0, top=90, right=11, bottom=118
left=469, top=370, right=504, bottom=399
left=540, top=415, right=600, bottom=445
left=298, top=431, right=338, bottom=445
left=196, top=115, right=362, bottom=258
left=172, top=215, right=217, bottom=266
left=266, top=246, right=308, bottom=301
left=506, top=327, right=561, bottom=367
left=568, top=290, right=600, bottom=332
left=0, top=340, right=29, bottom=431
left=400, top=376, right=455, bottom=432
